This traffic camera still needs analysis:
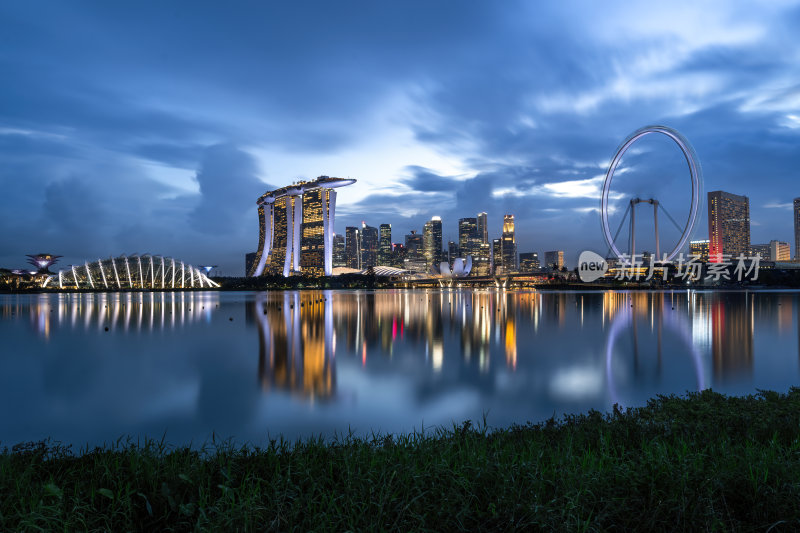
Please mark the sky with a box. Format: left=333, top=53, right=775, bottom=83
left=1, top=1, right=799, bottom=274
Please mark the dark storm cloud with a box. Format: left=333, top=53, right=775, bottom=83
left=189, top=145, right=268, bottom=235
left=402, top=166, right=460, bottom=192
left=41, top=177, right=110, bottom=252
left=133, top=143, right=207, bottom=169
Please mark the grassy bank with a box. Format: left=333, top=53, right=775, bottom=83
left=4, top=390, right=800, bottom=531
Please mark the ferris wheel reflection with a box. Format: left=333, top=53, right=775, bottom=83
left=604, top=292, right=707, bottom=409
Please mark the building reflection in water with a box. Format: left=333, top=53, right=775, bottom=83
left=254, top=291, right=335, bottom=402
left=251, top=289, right=531, bottom=403
left=683, top=291, right=756, bottom=382
left=6, top=292, right=219, bottom=340
left=710, top=297, right=753, bottom=379
left=2, top=288, right=788, bottom=418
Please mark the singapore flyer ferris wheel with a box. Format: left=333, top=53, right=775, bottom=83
left=600, top=125, right=703, bottom=264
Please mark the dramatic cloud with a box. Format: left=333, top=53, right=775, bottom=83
left=1, top=1, right=799, bottom=272
left=189, top=145, right=266, bottom=235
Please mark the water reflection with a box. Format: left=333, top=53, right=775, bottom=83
left=327, top=290, right=529, bottom=374
left=604, top=292, right=706, bottom=407
left=0, top=292, right=219, bottom=339
left=252, top=292, right=335, bottom=401
left=1, top=289, right=798, bottom=446
left=247, top=289, right=776, bottom=406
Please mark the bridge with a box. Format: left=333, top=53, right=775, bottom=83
left=391, top=272, right=563, bottom=289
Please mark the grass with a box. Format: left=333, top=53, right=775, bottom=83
left=3, top=389, right=800, bottom=531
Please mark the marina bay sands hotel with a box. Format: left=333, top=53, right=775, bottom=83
left=248, top=176, right=355, bottom=277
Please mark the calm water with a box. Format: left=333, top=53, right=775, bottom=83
left=1, top=289, right=798, bottom=448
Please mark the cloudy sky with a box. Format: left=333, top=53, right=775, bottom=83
left=1, top=1, right=799, bottom=273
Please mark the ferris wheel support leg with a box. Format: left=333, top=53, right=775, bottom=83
left=653, top=201, right=660, bottom=261
left=630, top=199, right=636, bottom=262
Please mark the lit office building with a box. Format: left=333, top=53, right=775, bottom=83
left=245, top=252, right=257, bottom=275
left=423, top=216, right=443, bottom=269
left=392, top=243, right=407, bottom=268
left=477, top=212, right=488, bottom=245
left=476, top=212, right=491, bottom=275
left=345, top=226, right=360, bottom=269
left=473, top=242, right=491, bottom=276
left=458, top=217, right=479, bottom=256
left=501, top=215, right=517, bottom=273
left=770, top=240, right=791, bottom=261
left=249, top=176, right=355, bottom=277
left=689, top=239, right=710, bottom=262
left=332, top=234, right=346, bottom=268
left=405, top=230, right=423, bottom=257
left=359, top=222, right=379, bottom=269
left=544, top=250, right=564, bottom=270
left=447, top=240, right=459, bottom=262
left=492, top=239, right=502, bottom=274
left=519, top=252, right=540, bottom=273
left=708, top=190, right=750, bottom=263
left=378, top=224, right=392, bottom=266
left=459, top=216, right=490, bottom=276
left=750, top=243, right=770, bottom=260
left=404, top=231, right=424, bottom=271
left=795, top=198, right=800, bottom=260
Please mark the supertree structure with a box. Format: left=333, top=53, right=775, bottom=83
left=26, top=254, right=62, bottom=274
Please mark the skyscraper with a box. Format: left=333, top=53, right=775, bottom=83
left=423, top=216, right=443, bottom=269
left=458, top=216, right=487, bottom=276
left=750, top=243, right=770, bottom=260
left=300, top=187, right=335, bottom=277
left=250, top=176, right=354, bottom=277
left=458, top=217, right=479, bottom=255
left=492, top=238, right=502, bottom=274
left=473, top=242, right=491, bottom=276
left=708, top=190, right=750, bottom=263
left=770, top=240, right=791, bottom=262
left=501, top=214, right=517, bottom=273
left=477, top=212, right=488, bottom=244
left=332, top=234, right=346, bottom=268
left=263, top=194, right=297, bottom=276
left=359, top=222, right=379, bottom=269
left=544, top=250, right=564, bottom=270
left=391, top=243, right=406, bottom=268
left=519, top=252, right=540, bottom=273
left=378, top=224, right=392, bottom=266
left=405, top=230, right=423, bottom=256
left=245, top=252, right=257, bottom=276
left=404, top=231, right=426, bottom=272
left=794, top=198, right=800, bottom=260
left=345, top=226, right=360, bottom=269
left=689, top=239, right=710, bottom=262
left=448, top=240, right=459, bottom=262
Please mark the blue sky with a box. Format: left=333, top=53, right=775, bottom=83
left=1, top=1, right=799, bottom=273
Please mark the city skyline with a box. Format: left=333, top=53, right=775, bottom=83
left=1, top=2, right=799, bottom=274
left=333, top=185, right=800, bottom=274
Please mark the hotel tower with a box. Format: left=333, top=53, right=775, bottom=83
left=708, top=190, right=750, bottom=263
left=249, top=176, right=356, bottom=277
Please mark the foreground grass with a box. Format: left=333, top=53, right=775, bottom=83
left=3, top=390, right=800, bottom=531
